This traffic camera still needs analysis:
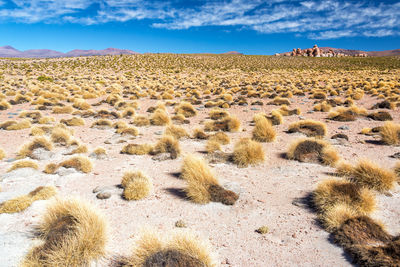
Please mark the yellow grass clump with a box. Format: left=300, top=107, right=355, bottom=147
left=4, top=119, right=31, bottom=130
left=339, top=160, right=396, bottom=193
left=60, top=117, right=85, bottom=126
left=150, top=108, right=171, bottom=126
left=192, top=128, right=209, bottom=140
left=380, top=122, right=400, bottom=145
left=151, top=135, right=180, bottom=159
left=22, top=198, right=107, bottom=267
left=8, top=160, right=39, bottom=172
left=175, top=101, right=197, bottom=118
left=288, top=119, right=327, bottom=138
left=165, top=124, right=189, bottom=139
left=121, top=143, right=153, bottom=155
left=121, top=171, right=153, bottom=200
left=181, top=154, right=238, bottom=205
left=232, top=138, right=265, bottom=168
left=205, top=140, right=221, bottom=153
left=52, top=105, right=74, bottom=114
left=59, top=156, right=93, bottom=173
left=123, top=230, right=217, bottom=267
left=132, top=116, right=150, bottom=126
left=51, top=127, right=71, bottom=145
left=252, top=117, right=276, bottom=142
left=0, top=148, right=5, bottom=160
left=18, top=137, right=53, bottom=159
left=0, top=186, right=57, bottom=214
left=204, top=116, right=240, bottom=132
left=287, top=138, right=339, bottom=166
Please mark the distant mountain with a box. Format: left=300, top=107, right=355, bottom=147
left=221, top=51, right=243, bottom=55
left=0, top=46, right=139, bottom=58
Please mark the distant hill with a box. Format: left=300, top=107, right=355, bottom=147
left=221, top=51, right=243, bottom=55
left=0, top=46, right=139, bottom=58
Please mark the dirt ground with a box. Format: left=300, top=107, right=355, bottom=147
left=0, top=94, right=399, bottom=267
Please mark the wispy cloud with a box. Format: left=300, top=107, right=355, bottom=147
left=0, top=0, right=399, bottom=39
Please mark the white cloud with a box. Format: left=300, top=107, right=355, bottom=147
left=0, top=0, right=399, bottom=39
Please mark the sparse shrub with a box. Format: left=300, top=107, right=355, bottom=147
left=4, top=119, right=31, bottom=130
left=232, top=138, right=265, bottom=167
left=367, top=111, right=393, bottom=121
left=205, top=140, right=221, bottom=153
left=0, top=148, right=5, bottom=160
left=117, top=127, right=139, bottom=136
left=91, top=119, right=113, bottom=128
left=0, top=99, right=11, bottom=110
left=286, top=138, right=339, bottom=166
left=288, top=119, right=327, bottom=138
left=151, top=135, right=180, bottom=159
left=150, top=108, right=171, bottom=126
left=209, top=132, right=230, bottom=145
left=59, top=156, right=93, bottom=173
left=22, top=198, right=107, bottom=266
left=209, top=108, right=229, bottom=120
left=60, top=117, right=85, bottom=126
left=181, top=154, right=238, bottom=205
left=0, top=186, right=56, bottom=214
left=122, top=107, right=136, bottom=118
left=165, top=124, right=189, bottom=139
left=132, top=115, right=150, bottom=126
left=51, top=127, right=71, bottom=145
left=123, top=230, right=217, bottom=267
left=268, top=110, right=283, bottom=125
left=192, top=128, right=208, bottom=140
left=18, top=137, right=53, bottom=158
left=52, top=105, right=74, bottom=114
left=38, top=116, right=56, bottom=124
left=121, top=143, right=153, bottom=155
left=252, top=117, right=276, bottom=142
left=340, top=160, right=396, bottom=192
left=313, top=179, right=375, bottom=214
left=175, top=101, right=197, bottom=117
left=8, top=160, right=39, bottom=172
left=380, top=122, right=400, bottom=145
left=204, top=116, right=240, bottom=132
left=122, top=171, right=152, bottom=200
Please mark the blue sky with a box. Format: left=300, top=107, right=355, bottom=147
left=0, top=0, right=399, bottom=54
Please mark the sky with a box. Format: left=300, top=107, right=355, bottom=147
left=0, top=0, right=399, bottom=55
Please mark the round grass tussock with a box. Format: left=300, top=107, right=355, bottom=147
left=8, top=160, right=39, bottom=172
left=232, top=138, right=265, bottom=168
left=252, top=117, right=276, bottom=142
left=58, top=156, right=93, bottom=173
left=288, top=119, right=327, bottom=138
left=22, top=198, right=107, bottom=267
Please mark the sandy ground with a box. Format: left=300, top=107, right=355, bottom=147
left=0, top=94, right=399, bottom=267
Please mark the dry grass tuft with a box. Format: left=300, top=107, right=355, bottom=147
left=52, top=105, right=74, bottom=114
left=209, top=132, right=230, bottom=145
left=313, top=179, right=375, bottom=214
left=18, top=137, right=53, bottom=159
left=151, top=135, right=180, bottom=159
left=60, top=117, right=85, bottom=126
left=0, top=148, right=5, bottom=160
left=117, top=127, right=139, bottom=136
left=192, top=128, right=209, bottom=140
left=8, top=160, right=39, bottom=172
left=181, top=154, right=238, bottom=205
left=132, top=116, right=150, bottom=127
left=342, top=160, right=396, bottom=192
left=123, top=229, right=217, bottom=267
left=286, top=138, right=339, bottom=166
left=204, top=116, right=241, bottom=132
left=205, top=140, right=221, bottom=153
left=380, top=122, right=400, bottom=145
left=232, top=138, right=265, bottom=168
left=4, top=119, right=31, bottom=130
left=150, top=108, right=171, bottom=126
left=51, top=127, right=71, bottom=145
left=175, top=102, right=197, bottom=118
left=22, top=198, right=107, bottom=267
left=209, top=108, right=229, bottom=120
left=91, top=119, right=113, bottom=128
left=59, top=156, right=93, bottom=173
left=165, top=124, right=189, bottom=139
left=0, top=186, right=57, bottom=214
left=121, top=143, right=153, bottom=155
left=252, top=117, right=276, bottom=142
left=288, top=119, right=327, bottom=138
left=320, top=203, right=359, bottom=232
left=122, top=171, right=153, bottom=200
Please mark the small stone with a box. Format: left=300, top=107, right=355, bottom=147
left=292, top=233, right=297, bottom=238
left=390, top=152, right=400, bottom=159
left=250, top=107, right=259, bottom=111
left=152, top=153, right=171, bottom=161
left=175, top=220, right=187, bottom=228
left=338, top=125, right=349, bottom=130
left=96, top=192, right=111, bottom=199
left=154, top=131, right=163, bottom=135
left=255, top=226, right=269, bottom=234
